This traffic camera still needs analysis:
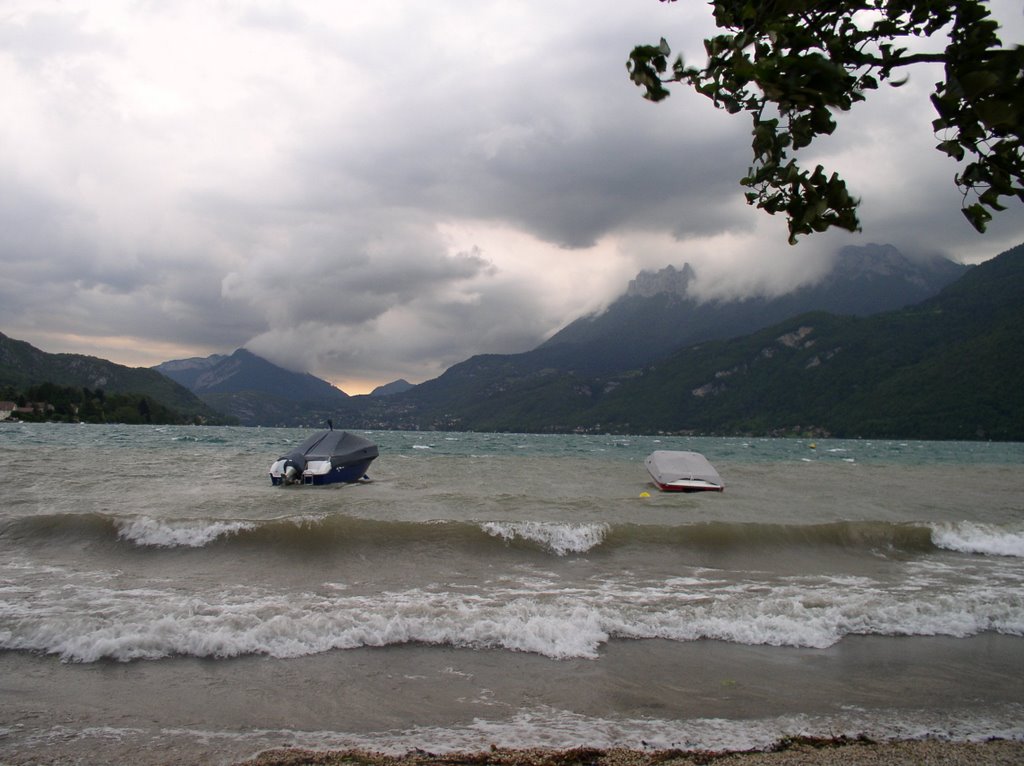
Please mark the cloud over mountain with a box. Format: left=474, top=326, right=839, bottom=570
left=1, top=1, right=1021, bottom=392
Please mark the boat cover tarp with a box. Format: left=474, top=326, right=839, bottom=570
left=645, top=450, right=723, bottom=486
left=281, top=430, right=378, bottom=467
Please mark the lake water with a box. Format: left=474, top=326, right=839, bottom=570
left=1, top=424, right=1022, bottom=764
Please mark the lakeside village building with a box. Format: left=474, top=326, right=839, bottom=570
left=0, top=401, right=51, bottom=421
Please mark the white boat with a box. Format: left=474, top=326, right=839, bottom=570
left=644, top=450, right=724, bottom=492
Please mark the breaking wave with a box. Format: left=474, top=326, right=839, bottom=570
left=5, top=513, right=1024, bottom=558
left=929, top=521, right=1024, bottom=558
left=480, top=521, right=610, bottom=555
left=2, top=557, right=1022, bottom=663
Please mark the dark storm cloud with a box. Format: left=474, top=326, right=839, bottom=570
left=0, top=1, right=1021, bottom=390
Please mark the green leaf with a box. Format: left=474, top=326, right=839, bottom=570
left=936, top=140, right=966, bottom=160
left=962, top=203, right=992, bottom=233
left=628, top=0, right=1024, bottom=242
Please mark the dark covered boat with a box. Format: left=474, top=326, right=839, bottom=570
left=269, top=425, right=378, bottom=486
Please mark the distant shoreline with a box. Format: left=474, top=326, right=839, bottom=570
left=237, top=739, right=1024, bottom=766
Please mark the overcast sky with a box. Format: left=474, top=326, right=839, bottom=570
left=2, top=1, right=1022, bottom=393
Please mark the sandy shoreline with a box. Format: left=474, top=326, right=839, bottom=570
left=237, top=738, right=1024, bottom=766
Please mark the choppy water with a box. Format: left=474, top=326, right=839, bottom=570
left=1, top=424, right=1023, bottom=764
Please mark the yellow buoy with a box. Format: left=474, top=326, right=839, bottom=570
left=639, top=491, right=650, bottom=498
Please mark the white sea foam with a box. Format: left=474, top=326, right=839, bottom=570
left=480, top=521, right=609, bottom=555
left=14, top=705, right=1024, bottom=763
left=159, top=704, right=1024, bottom=757
left=930, top=521, right=1024, bottom=558
left=115, top=517, right=255, bottom=548
left=346, top=705, right=1024, bottom=755
left=4, top=562, right=1023, bottom=662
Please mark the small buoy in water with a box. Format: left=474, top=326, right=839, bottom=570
left=639, top=491, right=650, bottom=498
left=809, top=443, right=817, bottom=449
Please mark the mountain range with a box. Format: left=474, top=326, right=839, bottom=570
left=349, top=242, right=1019, bottom=440
left=0, top=332, right=227, bottom=424
left=146, top=242, right=969, bottom=427
left=535, top=243, right=968, bottom=374
left=2, top=241, right=1019, bottom=438
left=585, top=243, right=1022, bottom=440
left=152, top=348, right=350, bottom=428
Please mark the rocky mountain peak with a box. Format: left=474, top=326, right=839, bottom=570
left=154, top=354, right=227, bottom=374
left=626, top=263, right=696, bottom=298
left=829, top=243, right=960, bottom=289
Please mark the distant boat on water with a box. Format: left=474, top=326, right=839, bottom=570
left=644, top=450, right=724, bottom=492
left=269, top=422, right=378, bottom=486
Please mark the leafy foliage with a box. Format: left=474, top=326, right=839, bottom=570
left=627, top=0, right=1024, bottom=242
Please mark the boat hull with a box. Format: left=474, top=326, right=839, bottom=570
left=270, top=457, right=376, bottom=486
left=644, top=450, right=724, bottom=493
left=650, top=478, right=724, bottom=493
left=268, top=429, right=378, bottom=487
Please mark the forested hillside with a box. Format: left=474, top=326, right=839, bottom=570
left=0, top=333, right=231, bottom=424
left=349, top=243, right=1023, bottom=440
